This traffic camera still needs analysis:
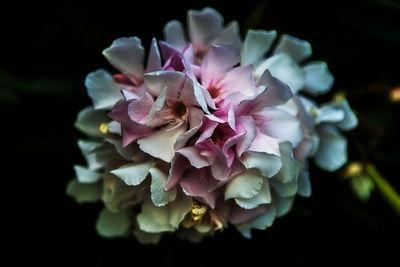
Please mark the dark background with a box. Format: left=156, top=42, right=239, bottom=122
left=2, top=0, right=400, bottom=265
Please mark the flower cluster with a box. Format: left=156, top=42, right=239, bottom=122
left=68, top=8, right=357, bottom=243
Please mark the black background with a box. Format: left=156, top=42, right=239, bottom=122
left=2, top=0, right=400, bottom=265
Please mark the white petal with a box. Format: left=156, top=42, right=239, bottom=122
left=316, top=105, right=345, bottom=124
left=143, top=70, right=186, bottom=97
left=74, top=107, right=108, bottom=138
left=102, top=37, right=144, bottom=75
left=241, top=151, right=282, bottom=178
left=95, top=209, right=130, bottom=238
left=273, top=34, right=312, bottom=62
left=274, top=194, right=295, bottom=217
left=137, top=123, right=187, bottom=162
left=256, top=108, right=303, bottom=147
left=314, top=125, right=347, bottom=171
left=319, top=100, right=358, bottom=130
left=66, top=179, right=102, bottom=203
left=77, top=140, right=114, bottom=170
left=212, top=21, right=242, bottom=49
left=150, top=167, right=177, bottom=207
left=241, top=29, right=277, bottom=66
left=164, top=20, right=187, bottom=51
left=235, top=180, right=271, bottom=209
left=110, top=161, right=154, bottom=186
left=237, top=205, right=276, bottom=238
left=146, top=38, right=162, bottom=72
left=133, top=229, right=162, bottom=244
left=85, top=69, right=122, bottom=110
left=188, top=7, right=224, bottom=48
left=137, top=200, right=175, bottom=233
left=302, top=61, right=334, bottom=95
left=225, top=169, right=264, bottom=200
left=255, top=54, right=306, bottom=93
left=274, top=142, right=296, bottom=183
left=271, top=178, right=298, bottom=197
left=297, top=171, right=312, bottom=197
left=73, top=165, right=101, bottom=184
left=168, top=191, right=193, bottom=228
left=107, top=121, right=121, bottom=135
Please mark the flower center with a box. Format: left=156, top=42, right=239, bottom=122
left=194, top=47, right=208, bottom=65
left=171, top=101, right=187, bottom=119
left=207, top=86, right=220, bottom=99
left=211, top=123, right=235, bottom=147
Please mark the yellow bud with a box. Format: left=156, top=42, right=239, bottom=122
left=98, top=122, right=108, bottom=135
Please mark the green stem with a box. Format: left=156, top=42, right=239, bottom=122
left=366, top=164, right=400, bottom=217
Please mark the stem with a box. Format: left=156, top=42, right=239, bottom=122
left=366, top=164, right=400, bottom=217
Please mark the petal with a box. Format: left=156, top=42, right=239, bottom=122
left=74, top=107, right=108, bottom=138
left=107, top=120, right=121, bottom=135
left=314, top=125, right=347, bottom=171
left=255, top=54, right=306, bottom=93
left=95, top=209, right=130, bottom=238
left=102, top=37, right=144, bottom=76
left=320, top=99, right=358, bottom=131
left=236, top=71, right=293, bottom=115
left=164, top=20, right=187, bottom=51
left=274, top=194, right=295, bottom=217
left=229, top=203, right=267, bottom=224
left=180, top=168, right=218, bottom=208
left=196, top=140, right=230, bottom=180
left=302, top=61, right=334, bottom=95
left=176, top=146, right=209, bottom=168
left=73, top=165, right=101, bottom=184
left=103, top=178, right=146, bottom=212
left=218, top=65, right=257, bottom=103
left=297, top=171, right=312, bottom=197
left=255, top=108, right=303, bottom=147
left=248, top=128, right=281, bottom=156
left=212, top=21, right=242, bottom=49
left=110, top=161, right=154, bottom=186
left=77, top=140, right=114, bottom=170
left=150, top=167, right=177, bottom=207
left=188, top=7, right=224, bottom=49
left=146, top=38, right=162, bottom=72
left=137, top=123, right=187, bottom=162
left=316, top=105, right=345, bottom=124
left=133, top=229, right=163, bottom=244
left=273, top=34, right=312, bottom=63
left=236, top=204, right=276, bottom=238
left=137, top=200, right=175, bottom=233
left=241, top=151, right=282, bottom=178
left=200, top=45, right=240, bottom=88
left=274, top=142, right=297, bottom=183
left=143, top=70, right=186, bottom=97
left=165, top=153, right=189, bottom=191
left=235, top=180, right=271, bottom=209
left=66, top=179, right=102, bottom=203
left=127, top=92, right=154, bottom=123
left=241, top=29, right=277, bottom=66
left=271, top=177, right=298, bottom=197
left=235, top=115, right=257, bottom=157
left=168, top=191, right=193, bottom=228
left=85, top=69, right=123, bottom=110
left=225, top=169, right=264, bottom=200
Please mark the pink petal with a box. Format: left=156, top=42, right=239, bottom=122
left=146, top=38, right=162, bottom=72
left=235, top=71, right=293, bottom=115
left=200, top=45, right=240, bottom=89
left=176, top=146, right=209, bottom=168
left=248, top=128, right=280, bottom=156
left=229, top=203, right=268, bottom=224
left=180, top=168, right=218, bottom=208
